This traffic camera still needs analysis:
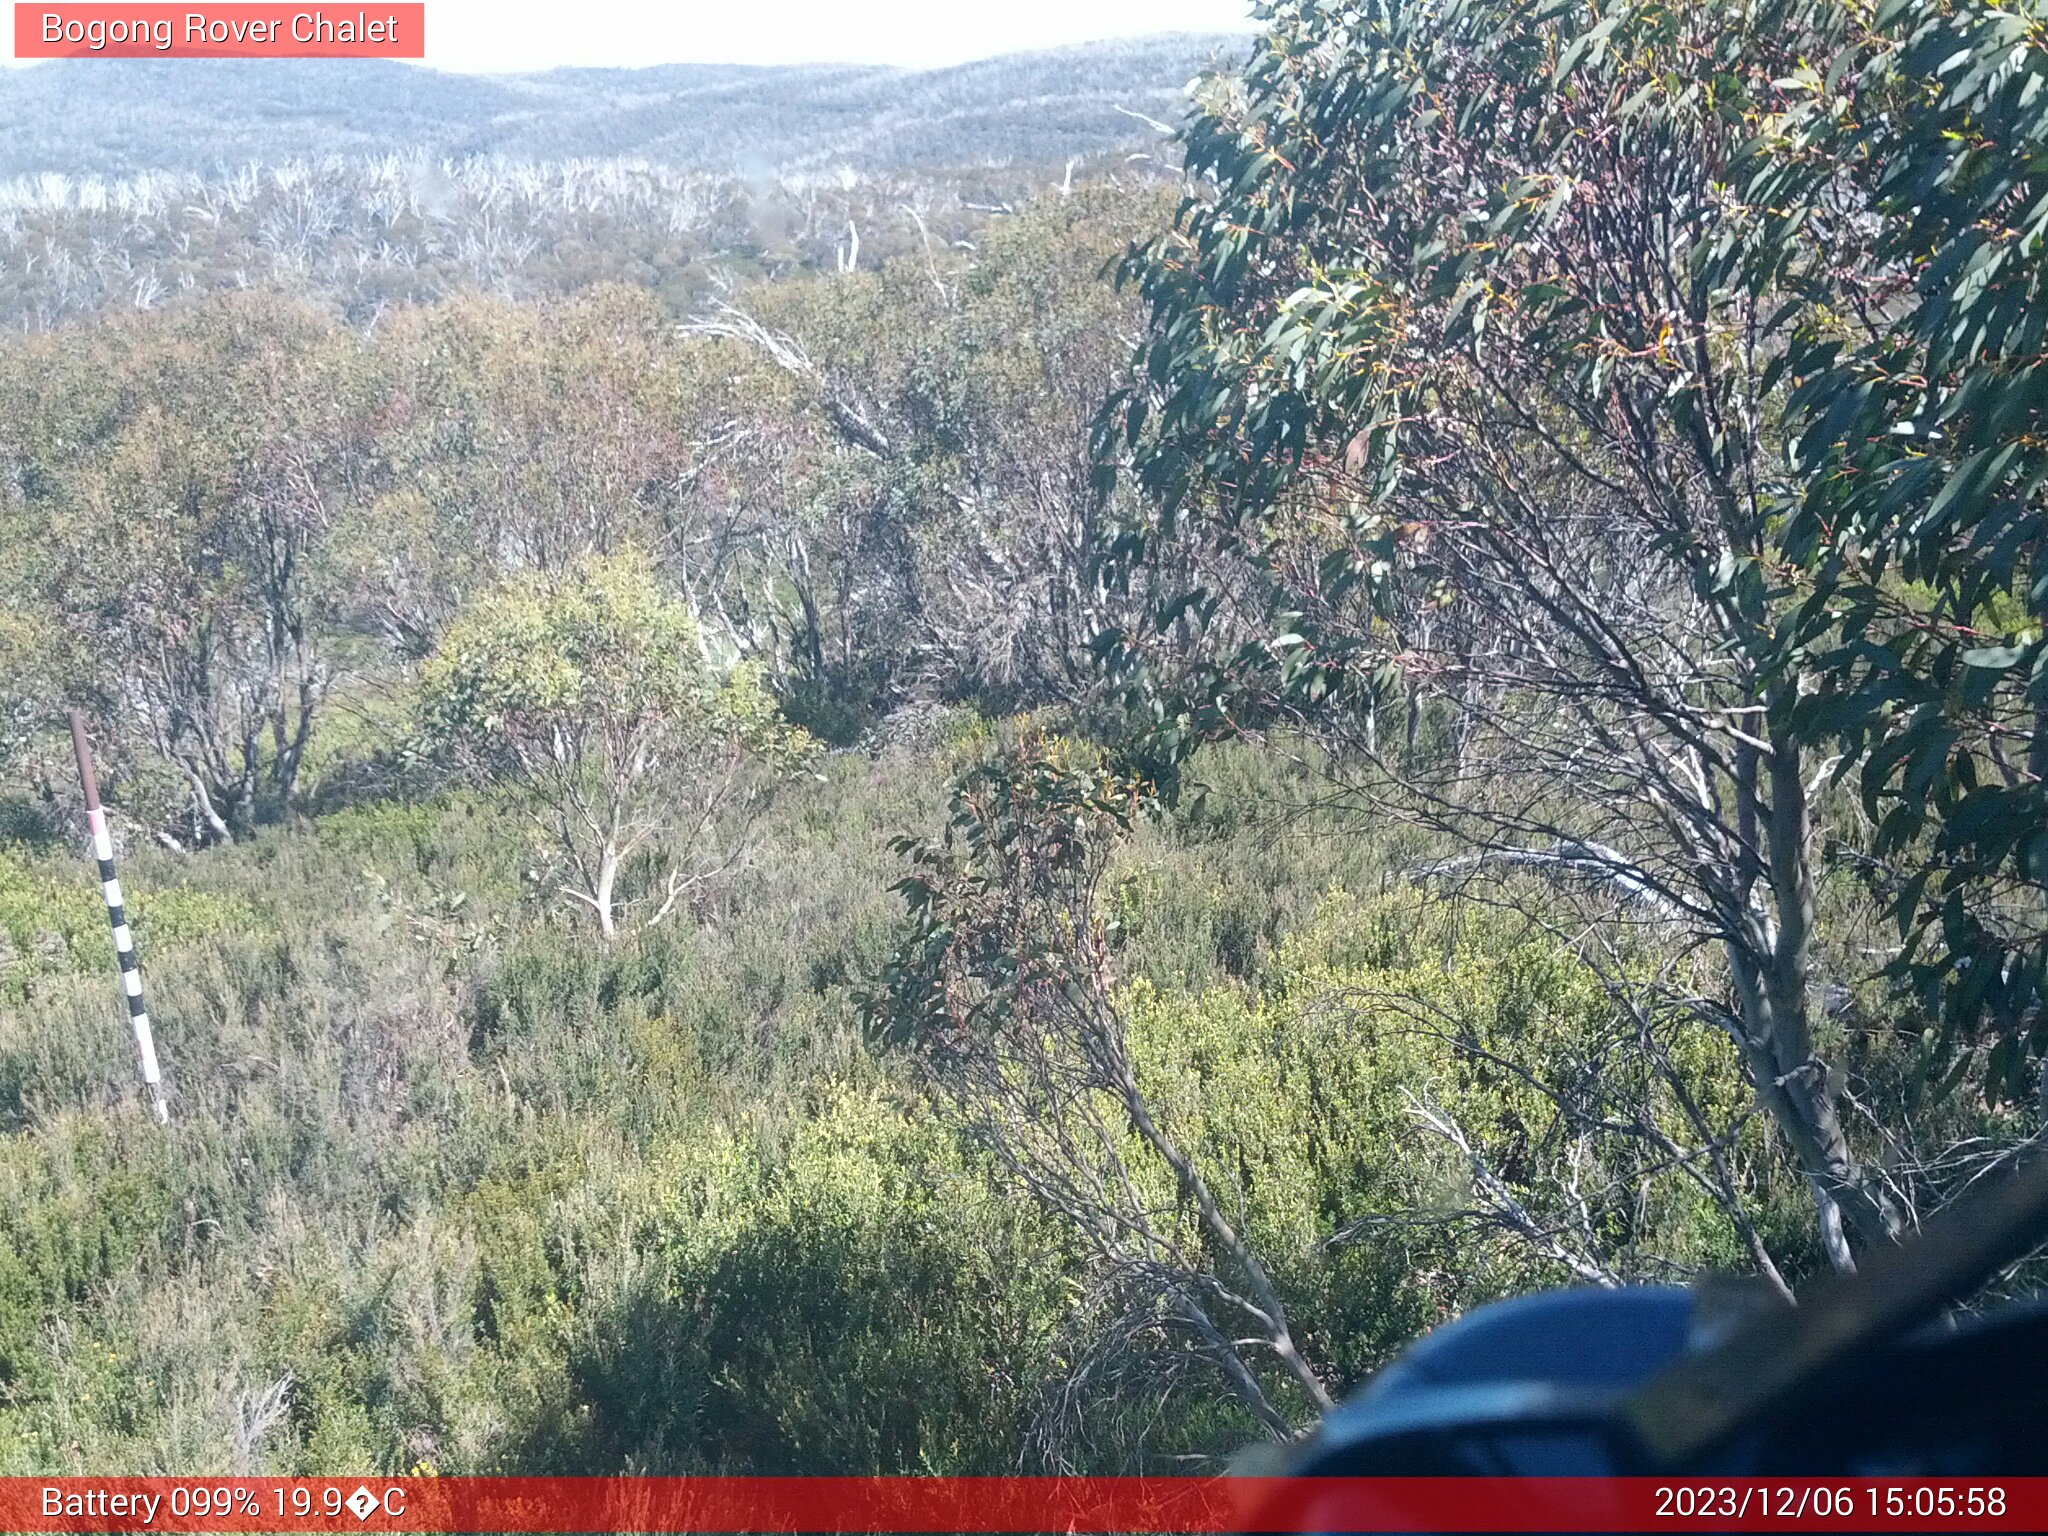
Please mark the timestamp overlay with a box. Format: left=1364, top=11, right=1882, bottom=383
left=2, top=1478, right=2046, bottom=1533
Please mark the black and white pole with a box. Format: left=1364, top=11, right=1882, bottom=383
left=69, top=710, right=169, bottom=1123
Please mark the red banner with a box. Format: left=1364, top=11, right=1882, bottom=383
left=0, top=1477, right=2041, bottom=1533
left=14, top=5, right=424, bottom=59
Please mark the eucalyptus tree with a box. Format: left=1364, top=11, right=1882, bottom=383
left=349, top=287, right=699, bottom=658
left=681, top=189, right=1171, bottom=727
left=1095, top=0, right=1922, bottom=1266
left=1770, top=0, right=2048, bottom=1111
left=418, top=549, right=814, bottom=939
left=0, top=293, right=377, bottom=844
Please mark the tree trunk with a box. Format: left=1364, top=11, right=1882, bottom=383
left=1725, top=733, right=1902, bottom=1269
left=177, top=759, right=236, bottom=846
left=593, top=845, right=619, bottom=941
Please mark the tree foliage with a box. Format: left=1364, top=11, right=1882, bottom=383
left=419, top=549, right=813, bottom=938
left=686, top=191, right=1169, bottom=730
left=1092, top=0, right=2048, bottom=1264
left=1769, top=0, right=2048, bottom=1090
left=0, top=292, right=379, bottom=844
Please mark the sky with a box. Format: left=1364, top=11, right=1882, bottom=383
left=430, top=0, right=1260, bottom=73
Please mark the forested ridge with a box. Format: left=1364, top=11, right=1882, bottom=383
left=5, top=0, right=2048, bottom=1476
left=0, top=37, right=1246, bottom=331
left=0, top=38, right=1239, bottom=179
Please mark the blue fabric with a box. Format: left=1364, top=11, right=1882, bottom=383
left=1295, top=1287, right=1698, bottom=1474
left=1361, top=1287, right=1695, bottom=1398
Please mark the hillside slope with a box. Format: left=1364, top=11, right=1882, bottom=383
left=0, top=34, right=1246, bottom=178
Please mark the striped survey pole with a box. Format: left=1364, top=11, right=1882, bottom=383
left=68, top=710, right=169, bottom=1123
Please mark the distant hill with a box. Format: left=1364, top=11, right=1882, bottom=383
left=0, top=35, right=1249, bottom=178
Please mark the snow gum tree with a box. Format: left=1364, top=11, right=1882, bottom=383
left=420, top=548, right=814, bottom=938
